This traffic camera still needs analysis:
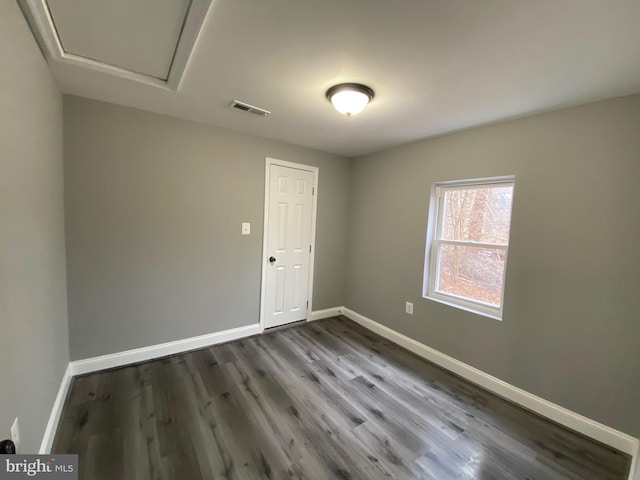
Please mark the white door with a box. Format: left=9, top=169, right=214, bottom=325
left=263, top=163, right=316, bottom=329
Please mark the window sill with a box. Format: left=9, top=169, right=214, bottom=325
left=423, top=294, right=502, bottom=321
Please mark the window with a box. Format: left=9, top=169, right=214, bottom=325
left=424, top=177, right=514, bottom=319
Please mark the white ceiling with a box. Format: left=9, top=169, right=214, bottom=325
left=31, top=0, right=640, bottom=157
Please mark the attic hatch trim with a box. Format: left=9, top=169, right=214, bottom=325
left=18, top=0, right=212, bottom=91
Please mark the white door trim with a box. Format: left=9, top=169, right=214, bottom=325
left=260, top=158, right=319, bottom=331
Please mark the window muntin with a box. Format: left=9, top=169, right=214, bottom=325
left=425, top=178, right=514, bottom=319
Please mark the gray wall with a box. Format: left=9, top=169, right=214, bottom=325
left=64, top=96, right=350, bottom=360
left=0, top=2, right=69, bottom=453
left=2, top=2, right=636, bottom=448
left=346, top=95, right=640, bottom=437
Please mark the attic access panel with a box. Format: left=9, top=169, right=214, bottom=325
left=20, top=0, right=211, bottom=90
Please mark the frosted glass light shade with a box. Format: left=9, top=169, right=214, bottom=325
left=326, top=83, right=374, bottom=117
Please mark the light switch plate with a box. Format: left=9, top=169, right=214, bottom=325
left=242, top=223, right=250, bottom=235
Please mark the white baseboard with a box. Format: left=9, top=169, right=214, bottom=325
left=308, top=307, right=344, bottom=322
left=41, top=310, right=639, bottom=478
left=341, top=307, right=640, bottom=469
left=70, top=323, right=262, bottom=376
left=39, top=363, right=73, bottom=454
left=41, top=323, right=263, bottom=452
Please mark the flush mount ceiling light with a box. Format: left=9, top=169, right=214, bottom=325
left=326, top=83, right=374, bottom=117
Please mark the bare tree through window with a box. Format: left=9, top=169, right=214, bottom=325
left=426, top=179, right=514, bottom=317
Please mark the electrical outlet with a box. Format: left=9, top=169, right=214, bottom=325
left=10, top=417, right=19, bottom=451
left=405, top=301, right=414, bottom=315
left=242, top=222, right=251, bottom=235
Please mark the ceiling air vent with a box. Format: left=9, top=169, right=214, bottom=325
left=231, top=100, right=271, bottom=117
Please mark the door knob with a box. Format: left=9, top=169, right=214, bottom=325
left=269, top=256, right=276, bottom=264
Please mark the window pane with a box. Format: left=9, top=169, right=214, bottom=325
left=437, top=244, right=506, bottom=307
left=441, top=185, right=513, bottom=244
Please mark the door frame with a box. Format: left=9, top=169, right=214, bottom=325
left=259, top=157, right=319, bottom=331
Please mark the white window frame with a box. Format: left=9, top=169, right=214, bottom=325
left=423, top=176, right=515, bottom=320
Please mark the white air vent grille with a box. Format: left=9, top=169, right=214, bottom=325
left=231, top=100, right=271, bottom=117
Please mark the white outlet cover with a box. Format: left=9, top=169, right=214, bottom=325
left=10, top=417, right=20, bottom=451
left=405, top=301, right=414, bottom=315
left=242, top=222, right=250, bottom=235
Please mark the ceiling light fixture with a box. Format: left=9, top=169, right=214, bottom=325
left=326, top=83, right=374, bottom=117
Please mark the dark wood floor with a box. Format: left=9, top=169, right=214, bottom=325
left=53, top=316, right=631, bottom=479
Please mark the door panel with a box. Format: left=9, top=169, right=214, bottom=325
left=264, top=164, right=314, bottom=328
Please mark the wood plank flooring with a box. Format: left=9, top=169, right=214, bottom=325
left=53, top=316, right=631, bottom=479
